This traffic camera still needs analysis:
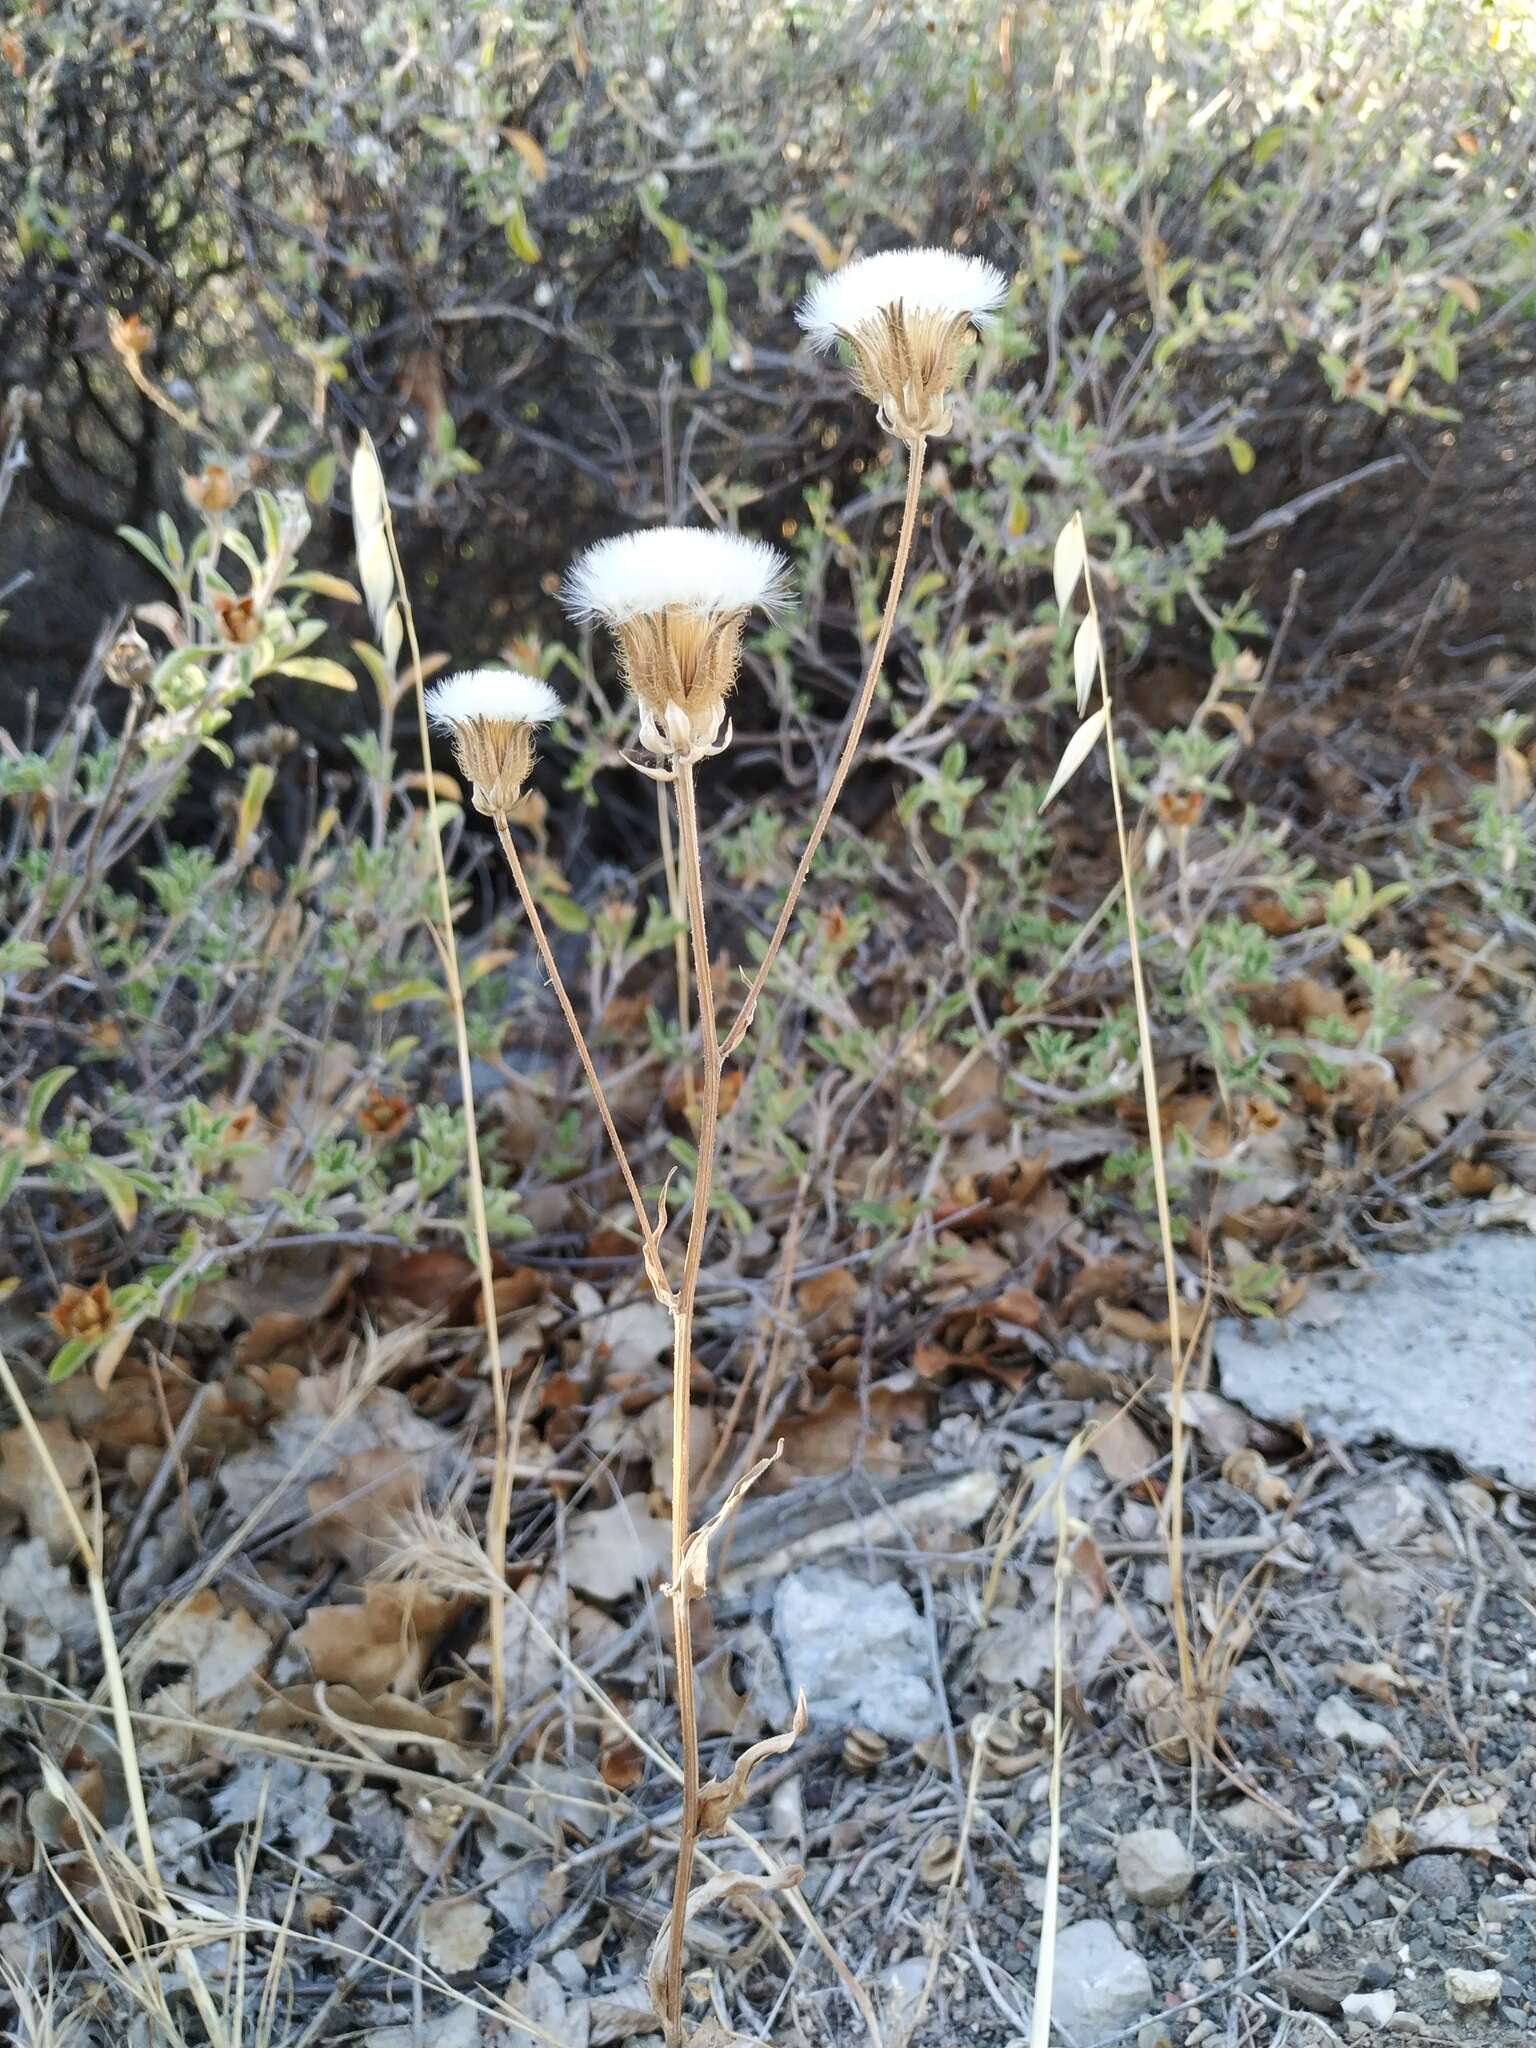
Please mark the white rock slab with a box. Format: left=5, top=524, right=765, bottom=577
left=1215, top=1234, right=1536, bottom=1488
left=772, top=1565, right=941, bottom=1739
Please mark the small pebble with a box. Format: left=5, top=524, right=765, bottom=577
left=1342, top=1989, right=1398, bottom=2027
left=1116, top=1827, right=1195, bottom=1908
left=1444, top=1967, right=1502, bottom=2008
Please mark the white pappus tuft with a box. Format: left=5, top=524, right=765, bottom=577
left=425, top=669, right=563, bottom=731
left=796, top=246, right=1009, bottom=350
left=563, top=527, right=793, bottom=626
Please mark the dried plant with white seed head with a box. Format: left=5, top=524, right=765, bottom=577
left=424, top=668, right=562, bottom=815
left=563, top=527, right=791, bottom=764
left=798, top=245, right=1008, bottom=442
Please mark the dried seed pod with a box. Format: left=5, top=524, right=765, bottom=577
left=917, top=1830, right=959, bottom=1886
left=1009, top=1692, right=1051, bottom=1738
left=1125, top=1668, right=1190, bottom=1761
left=1222, top=1447, right=1293, bottom=1511
left=841, top=1726, right=888, bottom=1775
left=103, top=625, right=154, bottom=690
left=969, top=1712, right=1036, bottom=1780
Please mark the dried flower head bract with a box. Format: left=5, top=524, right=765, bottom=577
left=564, top=527, right=791, bottom=764
left=798, top=245, right=1008, bottom=441
left=425, top=668, right=561, bottom=815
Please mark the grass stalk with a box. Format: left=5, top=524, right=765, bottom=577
left=720, top=433, right=927, bottom=1059
left=491, top=812, right=667, bottom=1293
left=1077, top=519, right=1194, bottom=1703
left=367, top=450, right=514, bottom=1738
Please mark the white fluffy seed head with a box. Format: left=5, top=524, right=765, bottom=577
left=562, top=527, right=793, bottom=626
left=424, top=669, right=562, bottom=732
left=796, top=246, right=1009, bottom=351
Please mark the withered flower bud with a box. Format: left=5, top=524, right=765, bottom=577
left=103, top=624, right=154, bottom=690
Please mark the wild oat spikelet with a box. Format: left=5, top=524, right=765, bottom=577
left=424, top=669, right=562, bottom=815
left=563, top=527, right=791, bottom=765
left=797, top=245, right=1009, bottom=442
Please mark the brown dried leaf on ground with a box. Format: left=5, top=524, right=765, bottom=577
left=1334, top=1657, right=1412, bottom=1706
left=193, top=1241, right=367, bottom=1333
left=637, top=1392, right=719, bottom=1504
left=420, top=1893, right=493, bottom=1974
left=1088, top=1402, right=1160, bottom=1488
left=927, top=1231, right=1013, bottom=1301
left=0, top=1538, right=93, bottom=1665
left=471, top=1568, right=621, bottom=1703
left=1406, top=1800, right=1504, bottom=1856
left=140, top=1588, right=275, bottom=1711
left=503, top=1961, right=590, bottom=2048
left=796, top=1265, right=862, bottom=1340
left=1396, top=1004, right=1495, bottom=1141
left=0, top=1417, right=90, bottom=1562
left=307, top=1444, right=426, bottom=1571
left=562, top=1495, right=671, bottom=1602
left=262, top=1681, right=482, bottom=1776
left=218, top=1360, right=455, bottom=1527
left=575, top=1281, right=673, bottom=1369
left=775, top=1383, right=926, bottom=1484
left=294, top=1581, right=463, bottom=1696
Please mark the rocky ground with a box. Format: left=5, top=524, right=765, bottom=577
left=3, top=1220, right=1535, bottom=2047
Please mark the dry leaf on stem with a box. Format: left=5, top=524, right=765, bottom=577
left=697, top=1691, right=809, bottom=1834
left=644, top=1862, right=801, bottom=2027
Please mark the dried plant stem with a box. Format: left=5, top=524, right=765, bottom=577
left=1028, top=1434, right=1084, bottom=2048
left=375, top=496, right=513, bottom=1739
left=660, top=753, right=721, bottom=2042
left=1079, top=525, right=1192, bottom=1700
left=0, top=1344, right=228, bottom=2047
left=720, top=433, right=928, bottom=1059
left=491, top=813, right=663, bottom=1275
left=656, top=780, right=694, bottom=1114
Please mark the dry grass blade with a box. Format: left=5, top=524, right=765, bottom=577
left=356, top=434, right=515, bottom=1739
left=1028, top=1431, right=1087, bottom=2048
left=0, top=1342, right=227, bottom=2046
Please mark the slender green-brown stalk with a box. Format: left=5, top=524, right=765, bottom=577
left=720, top=434, right=928, bottom=1059
left=656, top=779, right=694, bottom=1114
left=369, top=455, right=514, bottom=1738
left=1078, top=520, right=1192, bottom=1701
left=491, top=813, right=666, bottom=1288
left=660, top=753, right=721, bottom=2040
